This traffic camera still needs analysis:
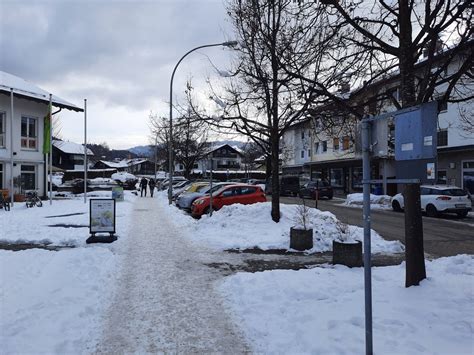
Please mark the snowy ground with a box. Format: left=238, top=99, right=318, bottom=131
left=219, top=255, right=474, bottom=354
left=343, top=193, right=392, bottom=210
left=156, top=191, right=403, bottom=254
left=0, top=192, right=136, bottom=353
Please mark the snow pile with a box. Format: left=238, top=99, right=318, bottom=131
left=0, top=247, right=118, bottom=354
left=157, top=195, right=403, bottom=253
left=49, top=173, right=63, bottom=187
left=344, top=193, right=392, bottom=209
left=111, top=171, right=137, bottom=183
left=219, top=255, right=474, bottom=354
left=0, top=191, right=135, bottom=246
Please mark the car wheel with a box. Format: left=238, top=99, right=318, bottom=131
left=456, top=211, right=468, bottom=218
left=426, top=204, right=438, bottom=218
left=392, top=200, right=402, bottom=212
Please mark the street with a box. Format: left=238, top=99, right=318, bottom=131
left=275, top=196, right=474, bottom=258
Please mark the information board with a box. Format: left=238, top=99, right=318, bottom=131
left=90, top=199, right=116, bottom=234
left=112, top=187, right=124, bottom=201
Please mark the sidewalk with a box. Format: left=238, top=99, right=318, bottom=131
left=95, top=197, right=249, bottom=354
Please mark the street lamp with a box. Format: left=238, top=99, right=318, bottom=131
left=168, top=41, right=238, bottom=204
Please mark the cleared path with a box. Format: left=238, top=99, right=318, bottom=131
left=96, top=197, right=249, bottom=354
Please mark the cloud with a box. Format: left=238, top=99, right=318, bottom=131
left=0, top=0, right=235, bottom=148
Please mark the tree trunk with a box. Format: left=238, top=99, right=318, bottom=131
left=404, top=184, right=426, bottom=286
left=270, top=129, right=280, bottom=222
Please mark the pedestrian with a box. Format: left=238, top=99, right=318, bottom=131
left=140, top=177, right=148, bottom=197
left=148, top=178, right=156, bottom=197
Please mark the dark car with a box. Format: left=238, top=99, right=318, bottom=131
left=265, top=175, right=301, bottom=196
left=299, top=180, right=333, bottom=200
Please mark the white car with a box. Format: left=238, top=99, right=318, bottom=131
left=391, top=185, right=472, bottom=218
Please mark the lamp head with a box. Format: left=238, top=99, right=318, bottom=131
left=222, top=40, right=239, bottom=48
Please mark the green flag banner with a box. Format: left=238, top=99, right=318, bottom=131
left=43, top=104, right=51, bottom=154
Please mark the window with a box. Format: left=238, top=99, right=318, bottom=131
left=21, top=165, right=36, bottom=191
left=322, top=141, right=327, bottom=153
left=0, top=112, right=5, bottom=148
left=330, top=168, right=343, bottom=187
left=301, top=131, right=305, bottom=140
left=241, top=187, right=256, bottom=195
left=438, top=100, right=448, bottom=112
left=301, top=150, right=304, bottom=158
left=308, top=149, right=311, bottom=157
left=352, top=167, right=363, bottom=189
left=314, top=142, right=319, bottom=154
left=21, top=116, right=37, bottom=150
left=437, top=129, right=448, bottom=147
left=437, top=170, right=447, bottom=184
left=0, top=163, right=3, bottom=189
left=342, top=136, right=350, bottom=150
left=333, top=138, right=339, bottom=151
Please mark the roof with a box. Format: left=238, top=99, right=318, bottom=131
left=97, top=160, right=129, bottom=169
left=0, top=71, right=83, bottom=112
left=206, top=144, right=243, bottom=157
left=53, top=140, right=94, bottom=155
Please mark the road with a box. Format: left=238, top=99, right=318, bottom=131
left=273, top=196, right=474, bottom=258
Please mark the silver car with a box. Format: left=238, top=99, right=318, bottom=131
left=176, top=182, right=236, bottom=211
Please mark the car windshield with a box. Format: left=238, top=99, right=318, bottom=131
left=197, top=185, right=210, bottom=193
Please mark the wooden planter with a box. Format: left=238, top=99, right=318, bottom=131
left=290, top=227, right=313, bottom=251
left=14, top=194, right=25, bottom=202
left=332, top=240, right=363, bottom=267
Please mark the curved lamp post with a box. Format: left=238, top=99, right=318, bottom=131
left=168, top=41, right=238, bottom=204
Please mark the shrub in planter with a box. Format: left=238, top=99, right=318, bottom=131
left=290, top=200, right=313, bottom=251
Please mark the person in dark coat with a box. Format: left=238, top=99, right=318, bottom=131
left=140, top=177, right=148, bottom=197
left=148, top=178, right=156, bottom=197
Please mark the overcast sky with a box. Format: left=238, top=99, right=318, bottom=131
left=0, top=0, right=235, bottom=149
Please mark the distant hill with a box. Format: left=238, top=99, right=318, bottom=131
left=128, top=145, right=153, bottom=157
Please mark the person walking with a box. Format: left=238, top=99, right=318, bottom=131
left=140, top=177, right=148, bottom=197
left=148, top=178, right=156, bottom=197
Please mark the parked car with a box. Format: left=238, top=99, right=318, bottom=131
left=159, top=176, right=187, bottom=190
left=176, top=182, right=236, bottom=211
left=265, top=175, right=301, bottom=196
left=191, top=184, right=266, bottom=218
left=391, top=185, right=472, bottom=218
left=172, top=180, right=201, bottom=200
left=298, top=180, right=333, bottom=200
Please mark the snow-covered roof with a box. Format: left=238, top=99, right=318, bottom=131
left=53, top=140, right=94, bottom=155
left=98, top=160, right=129, bottom=169
left=0, top=71, right=83, bottom=112
left=206, top=144, right=243, bottom=156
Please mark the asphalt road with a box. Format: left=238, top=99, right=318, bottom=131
left=274, top=196, right=474, bottom=258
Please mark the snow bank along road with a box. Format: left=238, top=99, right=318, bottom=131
left=95, top=197, right=249, bottom=354
left=278, top=196, right=474, bottom=257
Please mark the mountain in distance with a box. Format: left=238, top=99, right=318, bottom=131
left=127, top=140, right=246, bottom=157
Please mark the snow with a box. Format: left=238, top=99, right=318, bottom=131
left=53, top=140, right=94, bottom=155
left=0, top=70, right=82, bottom=111
left=344, top=193, right=392, bottom=210
left=219, top=255, right=474, bottom=354
left=111, top=171, right=137, bottom=182
left=1, top=247, right=118, bottom=354
left=0, top=191, right=134, bottom=246
left=97, top=160, right=129, bottom=169
left=49, top=173, right=63, bottom=187
left=157, top=193, right=403, bottom=254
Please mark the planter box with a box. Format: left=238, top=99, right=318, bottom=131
left=290, top=227, right=313, bottom=251
left=14, top=194, right=25, bottom=202
left=332, top=240, right=363, bottom=267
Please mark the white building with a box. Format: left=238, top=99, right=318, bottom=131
left=0, top=71, right=83, bottom=199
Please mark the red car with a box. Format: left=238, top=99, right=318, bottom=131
left=191, top=184, right=266, bottom=218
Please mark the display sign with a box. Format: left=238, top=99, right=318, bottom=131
left=426, top=163, right=435, bottom=180
left=90, top=199, right=116, bottom=235
left=112, top=187, right=124, bottom=201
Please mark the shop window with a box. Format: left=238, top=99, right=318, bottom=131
left=437, top=129, right=448, bottom=147
left=437, top=170, right=447, bottom=184
left=352, top=167, right=363, bottom=189
left=21, top=165, right=36, bottom=191
left=21, top=116, right=37, bottom=150
left=330, top=168, right=343, bottom=187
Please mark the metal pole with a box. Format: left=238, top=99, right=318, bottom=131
left=209, top=158, right=213, bottom=216
left=362, top=120, right=373, bottom=355
left=84, top=99, right=87, bottom=203
left=168, top=41, right=237, bottom=205
left=154, top=134, right=157, bottom=179
left=49, top=94, right=53, bottom=205
left=9, top=89, right=14, bottom=207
